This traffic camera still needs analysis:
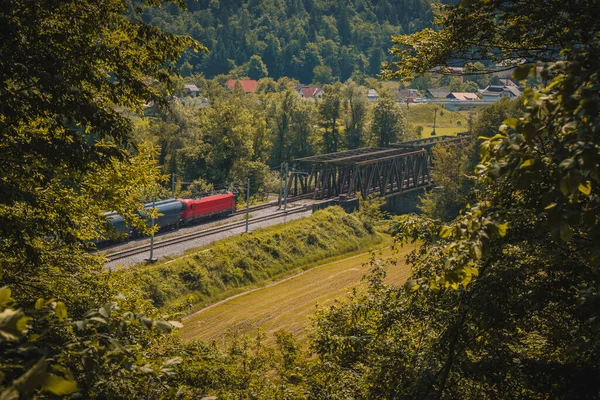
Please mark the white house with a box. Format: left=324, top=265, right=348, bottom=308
left=183, top=84, right=200, bottom=98
left=367, top=89, right=379, bottom=101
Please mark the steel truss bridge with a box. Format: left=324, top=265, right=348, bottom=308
left=287, top=135, right=468, bottom=200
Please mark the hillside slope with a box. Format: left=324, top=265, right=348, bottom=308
left=144, top=0, right=435, bottom=81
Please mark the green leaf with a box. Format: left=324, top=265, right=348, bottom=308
left=504, top=118, right=519, bottom=129
left=0, top=288, right=11, bottom=307
left=98, top=307, right=109, bottom=319
left=439, top=226, right=452, bottom=239
left=12, top=358, right=47, bottom=394
left=73, top=320, right=87, bottom=331
left=578, top=181, right=592, bottom=195
left=163, top=357, right=183, bottom=366
left=497, top=223, right=508, bottom=237
left=519, top=159, right=535, bottom=169
left=54, top=302, right=67, bottom=320
left=34, top=298, right=44, bottom=310
left=140, top=317, right=153, bottom=329
left=544, top=203, right=557, bottom=210
left=89, top=317, right=107, bottom=324
left=560, top=224, right=573, bottom=242
left=513, top=64, right=531, bottom=81
left=42, top=375, right=78, bottom=396
left=0, top=309, right=30, bottom=341
left=155, top=320, right=173, bottom=333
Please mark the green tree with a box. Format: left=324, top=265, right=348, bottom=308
left=370, top=92, right=405, bottom=146
left=342, top=80, right=368, bottom=149
left=313, top=65, right=334, bottom=85
left=0, top=0, right=202, bottom=397
left=318, top=83, right=343, bottom=153
left=290, top=100, right=318, bottom=159
left=0, top=0, right=201, bottom=305
left=245, top=54, right=269, bottom=80
left=267, top=89, right=299, bottom=165
left=419, top=142, right=474, bottom=221
left=463, top=61, right=490, bottom=89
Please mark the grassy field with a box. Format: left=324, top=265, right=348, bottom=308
left=406, top=103, right=477, bottom=138
left=181, top=240, right=414, bottom=344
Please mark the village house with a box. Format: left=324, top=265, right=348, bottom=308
left=447, top=92, right=479, bottom=101
left=367, top=88, right=379, bottom=101
left=183, top=84, right=200, bottom=97
left=225, top=79, right=259, bottom=94
left=480, top=85, right=522, bottom=102
left=393, top=88, right=421, bottom=103
left=426, top=89, right=451, bottom=99
left=297, top=85, right=324, bottom=101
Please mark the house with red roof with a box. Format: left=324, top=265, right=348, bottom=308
left=298, top=86, right=324, bottom=101
left=225, top=79, right=258, bottom=94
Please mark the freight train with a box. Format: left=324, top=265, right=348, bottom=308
left=103, top=191, right=236, bottom=240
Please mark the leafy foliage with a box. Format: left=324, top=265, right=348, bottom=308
left=305, top=0, right=600, bottom=398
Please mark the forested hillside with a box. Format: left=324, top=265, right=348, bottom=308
left=143, top=0, right=435, bottom=81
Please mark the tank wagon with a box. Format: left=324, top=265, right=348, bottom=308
left=101, top=191, right=236, bottom=241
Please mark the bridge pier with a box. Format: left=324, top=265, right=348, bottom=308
left=382, top=186, right=427, bottom=215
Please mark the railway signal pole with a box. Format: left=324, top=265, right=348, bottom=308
left=245, top=177, right=250, bottom=233
left=283, top=163, right=289, bottom=210
left=147, top=197, right=157, bottom=263
left=171, top=173, right=175, bottom=199
left=278, top=163, right=283, bottom=209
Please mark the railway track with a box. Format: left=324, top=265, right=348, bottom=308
left=230, top=192, right=314, bottom=216
left=106, top=205, right=311, bottom=262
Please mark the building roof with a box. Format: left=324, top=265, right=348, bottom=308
left=184, top=84, right=200, bottom=92
left=394, top=89, right=420, bottom=99
left=480, top=85, right=522, bottom=98
left=486, top=85, right=506, bottom=93
left=225, top=79, right=258, bottom=93
left=299, top=86, right=324, bottom=98
left=426, top=89, right=451, bottom=98
left=499, top=78, right=518, bottom=87
left=503, top=86, right=522, bottom=97
left=448, top=92, right=479, bottom=101
left=367, top=89, right=379, bottom=98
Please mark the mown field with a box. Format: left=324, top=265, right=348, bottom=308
left=181, top=241, right=413, bottom=345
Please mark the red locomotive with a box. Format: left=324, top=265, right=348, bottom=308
left=179, top=191, right=236, bottom=224
left=102, top=191, right=237, bottom=243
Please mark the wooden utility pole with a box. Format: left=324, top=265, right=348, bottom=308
left=245, top=177, right=250, bottom=233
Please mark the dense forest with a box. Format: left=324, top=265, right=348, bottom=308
left=144, top=0, right=435, bottom=81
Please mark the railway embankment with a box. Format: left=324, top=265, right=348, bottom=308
left=112, top=206, right=382, bottom=315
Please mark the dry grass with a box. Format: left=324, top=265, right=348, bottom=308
left=180, top=241, right=414, bottom=345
